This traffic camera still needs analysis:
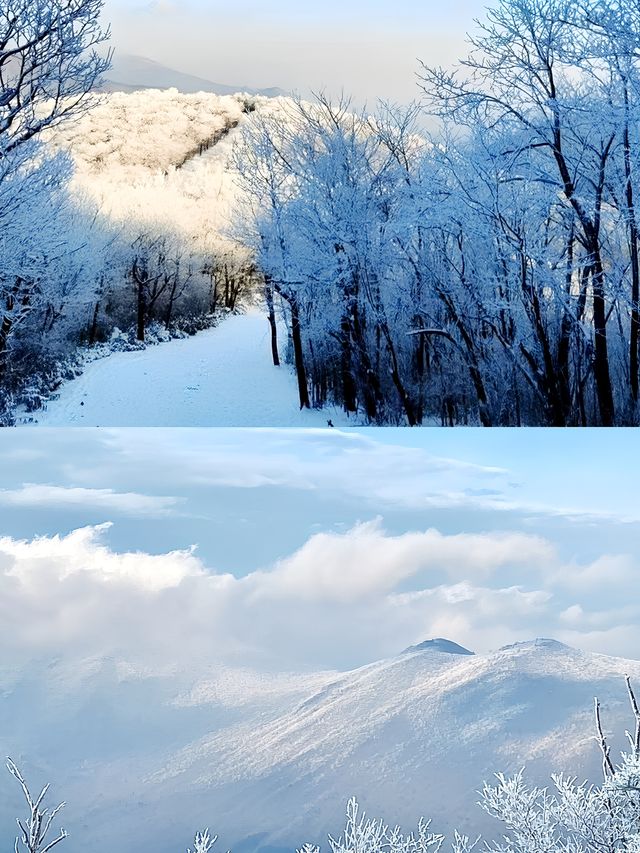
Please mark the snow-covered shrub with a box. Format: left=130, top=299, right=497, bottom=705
left=188, top=829, right=219, bottom=853
left=321, top=797, right=445, bottom=853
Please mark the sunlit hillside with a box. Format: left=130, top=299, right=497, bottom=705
left=45, top=89, right=278, bottom=255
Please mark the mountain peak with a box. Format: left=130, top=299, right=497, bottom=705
left=498, top=638, right=574, bottom=654
left=403, top=638, right=475, bottom=656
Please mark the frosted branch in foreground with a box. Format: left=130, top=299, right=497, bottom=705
left=6, top=759, right=67, bottom=853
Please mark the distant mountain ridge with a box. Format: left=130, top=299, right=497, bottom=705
left=100, top=54, right=287, bottom=98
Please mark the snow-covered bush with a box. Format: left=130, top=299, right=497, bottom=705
left=322, top=797, right=444, bottom=853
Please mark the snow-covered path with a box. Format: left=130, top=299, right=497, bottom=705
left=21, top=312, right=354, bottom=427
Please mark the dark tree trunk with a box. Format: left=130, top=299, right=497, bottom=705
left=591, top=252, right=615, bottom=426
left=379, top=321, right=418, bottom=426
left=136, top=283, right=146, bottom=342
left=265, top=280, right=280, bottom=367
left=289, top=297, right=310, bottom=409
left=88, top=300, right=101, bottom=346
left=623, top=84, right=640, bottom=405
left=551, top=116, right=614, bottom=425
left=557, top=224, right=574, bottom=423
left=433, top=288, right=492, bottom=427
left=340, top=314, right=358, bottom=414
left=351, top=301, right=379, bottom=421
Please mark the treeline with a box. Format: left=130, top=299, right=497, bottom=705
left=235, top=0, right=640, bottom=425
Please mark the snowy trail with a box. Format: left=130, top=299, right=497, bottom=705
left=21, top=311, right=354, bottom=427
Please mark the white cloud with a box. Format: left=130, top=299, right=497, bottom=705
left=0, top=520, right=590, bottom=677
left=0, top=523, right=204, bottom=592
left=549, top=554, right=638, bottom=590
left=258, top=519, right=554, bottom=603
left=0, top=483, right=181, bottom=517
left=94, top=428, right=516, bottom=512
left=85, top=429, right=636, bottom=526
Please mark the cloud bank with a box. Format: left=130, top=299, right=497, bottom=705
left=0, top=519, right=637, bottom=680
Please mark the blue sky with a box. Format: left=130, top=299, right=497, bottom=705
left=0, top=428, right=638, bottom=672
left=101, top=0, right=488, bottom=103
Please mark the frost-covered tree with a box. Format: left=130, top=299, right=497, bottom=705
left=6, top=759, right=67, bottom=853
left=0, top=0, right=111, bottom=393
left=0, top=0, right=111, bottom=152
left=460, top=678, right=640, bottom=853
left=234, top=97, right=434, bottom=422
left=230, top=0, right=640, bottom=425
left=187, top=829, right=219, bottom=853
left=326, top=797, right=444, bottom=853
left=418, top=0, right=640, bottom=425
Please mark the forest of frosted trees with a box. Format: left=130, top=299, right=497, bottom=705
left=235, top=0, right=640, bottom=426
left=5, top=0, right=640, bottom=424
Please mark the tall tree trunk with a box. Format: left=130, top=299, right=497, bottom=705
left=557, top=223, right=575, bottom=422
left=592, top=251, right=615, bottom=426
left=519, top=249, right=566, bottom=427
left=351, top=301, right=379, bottom=421
left=623, top=82, right=640, bottom=405
left=289, top=297, right=310, bottom=410
left=379, top=322, right=418, bottom=426
left=265, top=280, right=280, bottom=367
left=340, top=313, right=358, bottom=414
left=551, top=117, right=615, bottom=425
left=434, top=288, right=492, bottom=426
left=136, top=282, right=146, bottom=342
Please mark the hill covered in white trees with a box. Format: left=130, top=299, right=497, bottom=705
left=47, top=87, right=257, bottom=252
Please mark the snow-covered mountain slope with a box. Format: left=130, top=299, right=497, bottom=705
left=0, top=658, right=336, bottom=851
left=133, top=638, right=640, bottom=852
left=45, top=88, right=253, bottom=254
left=101, top=54, right=286, bottom=98
left=3, top=640, right=639, bottom=853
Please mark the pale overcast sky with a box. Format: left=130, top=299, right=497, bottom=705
left=100, top=0, right=488, bottom=103
left=1, top=427, right=639, bottom=674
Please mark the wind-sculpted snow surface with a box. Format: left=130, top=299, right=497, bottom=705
left=3, top=640, right=640, bottom=853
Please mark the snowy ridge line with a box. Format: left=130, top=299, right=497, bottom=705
left=119, top=639, right=640, bottom=851
left=99, top=54, right=287, bottom=99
